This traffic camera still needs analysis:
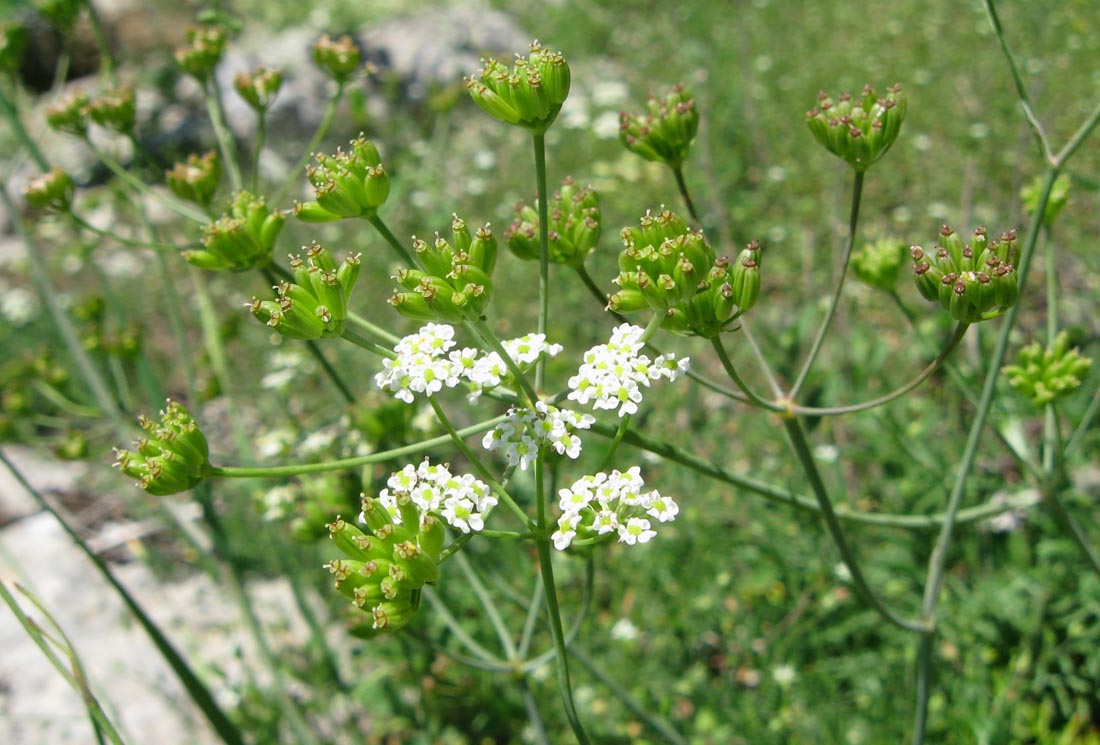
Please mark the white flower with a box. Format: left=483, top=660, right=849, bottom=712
left=551, top=466, right=677, bottom=550
left=617, top=517, right=656, bottom=545
left=375, top=324, right=476, bottom=403
left=370, top=458, right=497, bottom=534
left=567, top=324, right=689, bottom=417
left=772, top=664, right=797, bottom=687
left=482, top=401, right=594, bottom=470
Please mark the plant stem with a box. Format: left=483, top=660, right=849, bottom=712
left=202, top=78, right=243, bottom=192
left=272, top=82, right=345, bottom=207
left=428, top=398, right=531, bottom=529
left=781, top=417, right=925, bottom=632
left=345, top=311, right=400, bottom=345
left=789, top=169, right=864, bottom=399
left=366, top=213, right=417, bottom=267
left=533, top=132, right=551, bottom=392
left=469, top=319, right=540, bottom=406
left=912, top=166, right=1060, bottom=745
left=211, top=415, right=507, bottom=478
left=533, top=460, right=591, bottom=744
left=83, top=139, right=209, bottom=223
left=672, top=164, right=700, bottom=225
left=0, top=183, right=121, bottom=421
left=453, top=551, right=517, bottom=660
left=0, top=452, right=245, bottom=745
left=711, top=336, right=786, bottom=411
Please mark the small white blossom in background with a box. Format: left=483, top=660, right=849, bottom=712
left=255, top=427, right=297, bottom=460
left=261, top=349, right=316, bottom=391
left=551, top=465, right=679, bottom=550
left=375, top=324, right=563, bottom=403
left=772, top=663, right=798, bottom=687
left=609, top=617, right=640, bottom=643
left=371, top=459, right=497, bottom=534
left=567, top=324, right=689, bottom=417
left=257, top=484, right=298, bottom=521
left=482, top=401, right=595, bottom=470
left=0, top=286, right=37, bottom=326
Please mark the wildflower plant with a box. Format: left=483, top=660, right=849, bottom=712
left=4, top=5, right=1100, bottom=744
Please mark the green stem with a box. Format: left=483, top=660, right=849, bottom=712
left=83, top=0, right=117, bottom=84
left=0, top=183, right=120, bottom=421
left=339, top=327, right=395, bottom=357
left=603, top=421, right=1040, bottom=530
left=202, top=78, right=243, bottom=192
left=469, top=319, right=540, bottom=406
left=0, top=85, right=48, bottom=169
left=428, top=398, right=532, bottom=529
left=367, top=213, right=417, bottom=267
left=69, top=213, right=189, bottom=251
left=453, top=551, right=518, bottom=660
left=345, top=311, right=401, bottom=345
left=534, top=459, right=591, bottom=744
left=792, top=322, right=968, bottom=416
left=672, top=164, right=700, bottom=225
left=789, top=169, right=864, bottom=399
left=251, top=113, right=267, bottom=191
left=519, top=678, right=552, bottom=745
left=420, top=587, right=505, bottom=665
left=711, top=336, right=786, bottom=411
left=572, top=646, right=687, bottom=745
left=982, top=0, right=1052, bottom=160
left=739, top=319, right=786, bottom=397
left=1065, top=384, right=1100, bottom=456
left=271, top=83, right=345, bottom=207
left=210, top=415, right=508, bottom=478
left=1043, top=489, right=1100, bottom=577
left=0, top=452, right=245, bottom=745
left=782, top=417, right=925, bottom=632
left=912, top=166, right=1061, bottom=745
left=533, top=132, right=551, bottom=392
left=83, top=138, right=208, bottom=223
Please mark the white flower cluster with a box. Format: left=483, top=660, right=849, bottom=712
left=482, top=401, right=595, bottom=470
left=567, top=324, right=689, bottom=417
left=371, top=459, right=497, bottom=534
left=374, top=324, right=562, bottom=403
left=551, top=466, right=679, bottom=550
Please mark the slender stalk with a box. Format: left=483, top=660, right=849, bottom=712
left=1043, top=489, right=1100, bottom=577
left=604, top=422, right=1039, bottom=530
left=782, top=418, right=925, bottom=632
left=534, top=457, right=591, bottom=744
left=982, top=0, right=1052, bottom=160
left=271, top=83, right=345, bottom=207
left=1065, top=384, right=1100, bottom=456
left=711, top=336, right=786, bottom=412
left=69, top=213, right=189, bottom=251
left=340, top=327, right=396, bottom=357
left=427, top=398, right=531, bottom=529
left=211, top=415, right=507, bottom=478
left=789, top=170, right=864, bottom=398
left=533, top=132, right=551, bottom=392
left=82, top=139, right=209, bottom=223
left=202, top=78, right=243, bottom=192
left=0, top=452, right=245, bottom=745
left=672, top=164, right=700, bottom=225
left=345, top=311, right=401, bottom=346
left=912, top=166, right=1060, bottom=745
left=739, top=320, right=786, bottom=397
left=791, top=322, right=969, bottom=416
left=366, top=213, right=417, bottom=267
left=251, top=113, right=267, bottom=191
left=572, top=646, right=687, bottom=745
left=420, top=588, right=506, bottom=665
left=0, top=184, right=120, bottom=421
left=519, top=678, right=552, bottom=745
left=0, top=84, right=49, bottom=169
left=469, top=319, right=540, bottom=406
left=453, top=551, right=517, bottom=660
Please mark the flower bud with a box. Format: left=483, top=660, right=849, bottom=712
left=465, top=40, right=570, bottom=133
left=24, top=167, right=75, bottom=213
left=851, top=237, right=908, bottom=292
left=806, top=84, right=906, bottom=172
left=1004, top=331, right=1092, bottom=409
left=1021, top=173, right=1071, bottom=229
left=619, top=83, right=699, bottom=169
left=186, top=191, right=284, bottom=271
left=505, top=177, right=600, bottom=267
left=166, top=151, right=220, bottom=208
left=248, top=243, right=359, bottom=339
left=113, top=400, right=209, bottom=496
left=614, top=207, right=713, bottom=313
left=662, top=242, right=762, bottom=337
left=910, top=224, right=1018, bottom=323
left=174, top=25, right=227, bottom=82
left=312, top=34, right=360, bottom=84
left=391, top=217, right=495, bottom=322
left=295, top=136, right=390, bottom=222
left=233, top=66, right=283, bottom=113
left=46, top=92, right=89, bottom=136
left=84, top=87, right=137, bottom=134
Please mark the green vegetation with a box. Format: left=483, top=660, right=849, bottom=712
left=2, top=0, right=1099, bottom=743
